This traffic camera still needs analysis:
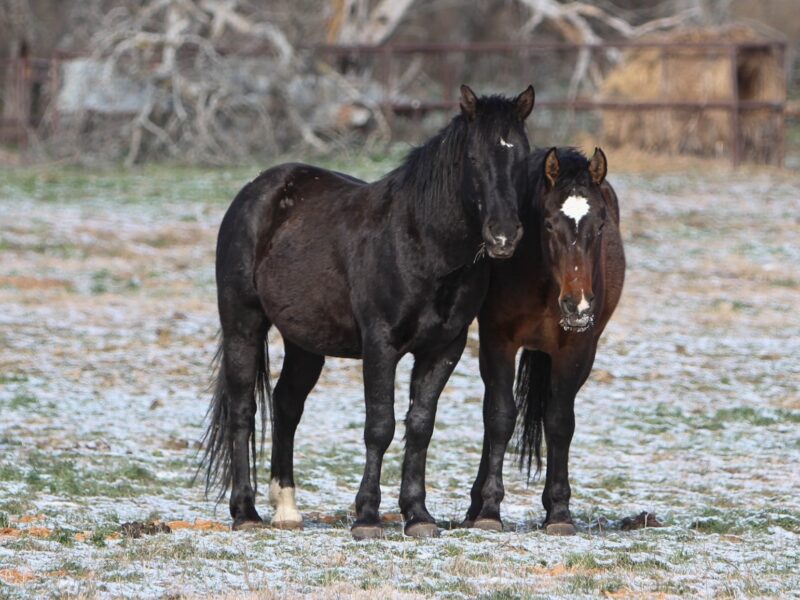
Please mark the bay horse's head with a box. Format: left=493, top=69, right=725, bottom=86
left=538, top=147, right=608, bottom=332
left=459, top=84, right=535, bottom=259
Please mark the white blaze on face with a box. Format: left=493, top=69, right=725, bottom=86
left=577, top=290, right=590, bottom=313
left=561, top=195, right=590, bottom=230
left=499, top=137, right=514, bottom=148
left=269, top=479, right=302, bottom=526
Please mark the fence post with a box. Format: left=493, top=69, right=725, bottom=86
left=729, top=44, right=740, bottom=166
left=381, top=45, right=395, bottom=132
left=777, top=42, right=786, bottom=168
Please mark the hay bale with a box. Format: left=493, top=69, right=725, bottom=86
left=600, top=26, right=785, bottom=164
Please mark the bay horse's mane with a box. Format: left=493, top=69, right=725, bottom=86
left=385, top=95, right=523, bottom=215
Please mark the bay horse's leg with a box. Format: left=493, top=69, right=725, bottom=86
left=219, top=303, right=270, bottom=531
left=268, top=340, right=324, bottom=530
left=463, top=432, right=489, bottom=527
left=399, top=328, right=468, bottom=538
left=541, top=347, right=595, bottom=536
left=351, top=343, right=400, bottom=540
left=469, top=332, right=517, bottom=531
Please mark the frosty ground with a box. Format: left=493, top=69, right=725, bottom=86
left=0, top=158, right=798, bottom=599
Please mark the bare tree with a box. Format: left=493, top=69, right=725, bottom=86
left=326, top=0, right=416, bottom=45
left=83, top=0, right=328, bottom=165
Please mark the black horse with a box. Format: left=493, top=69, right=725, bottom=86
left=463, top=147, right=625, bottom=534
left=200, top=85, right=536, bottom=539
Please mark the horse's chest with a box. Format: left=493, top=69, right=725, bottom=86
left=401, top=267, right=487, bottom=350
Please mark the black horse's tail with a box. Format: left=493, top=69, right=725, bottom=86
left=197, top=335, right=272, bottom=501
left=514, top=349, right=551, bottom=480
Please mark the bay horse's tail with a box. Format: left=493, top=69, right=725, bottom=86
left=197, top=334, right=272, bottom=501
left=514, top=349, right=551, bottom=480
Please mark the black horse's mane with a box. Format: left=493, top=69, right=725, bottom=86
left=385, top=95, right=521, bottom=215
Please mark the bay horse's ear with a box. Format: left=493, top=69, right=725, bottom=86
left=589, top=147, right=607, bottom=184
left=544, top=147, right=559, bottom=189
left=460, top=84, right=478, bottom=121
left=515, top=85, right=535, bottom=121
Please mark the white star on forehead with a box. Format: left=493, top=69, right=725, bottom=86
left=561, top=195, right=590, bottom=230
left=499, top=137, right=514, bottom=148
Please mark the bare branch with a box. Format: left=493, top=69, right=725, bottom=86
left=517, top=0, right=700, bottom=98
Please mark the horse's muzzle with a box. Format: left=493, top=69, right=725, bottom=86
left=484, top=222, right=523, bottom=259
left=486, top=243, right=516, bottom=259
left=559, top=293, right=595, bottom=332
left=559, top=312, right=595, bottom=333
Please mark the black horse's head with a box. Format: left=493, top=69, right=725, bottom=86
left=459, top=84, right=534, bottom=259
left=537, top=147, right=608, bottom=332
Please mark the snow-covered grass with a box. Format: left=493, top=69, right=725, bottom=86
left=0, top=162, right=798, bottom=599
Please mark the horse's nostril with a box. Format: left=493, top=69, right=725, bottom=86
left=560, top=297, right=578, bottom=314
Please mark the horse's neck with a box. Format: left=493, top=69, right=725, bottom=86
left=414, top=185, right=480, bottom=272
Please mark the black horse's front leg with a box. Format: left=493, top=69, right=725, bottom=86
left=352, top=343, right=399, bottom=540
left=464, top=332, right=517, bottom=531
left=399, top=329, right=468, bottom=537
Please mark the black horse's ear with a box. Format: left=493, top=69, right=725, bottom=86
left=460, top=85, right=478, bottom=121
left=589, top=147, right=607, bottom=184
left=544, top=147, right=559, bottom=189
left=515, top=85, right=535, bottom=121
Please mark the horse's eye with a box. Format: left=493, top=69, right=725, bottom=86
left=545, top=221, right=554, bottom=232
left=597, top=222, right=605, bottom=234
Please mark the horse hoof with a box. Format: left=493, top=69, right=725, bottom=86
left=351, top=525, right=384, bottom=541
left=232, top=519, right=265, bottom=532
left=460, top=519, right=475, bottom=529
left=405, top=522, right=440, bottom=538
left=474, top=518, right=503, bottom=532
left=545, top=522, right=577, bottom=536
left=271, top=519, right=303, bottom=531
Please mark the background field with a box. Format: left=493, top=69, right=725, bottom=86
left=0, top=157, right=799, bottom=599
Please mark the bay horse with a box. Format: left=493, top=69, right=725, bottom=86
left=463, top=147, right=625, bottom=535
left=200, top=85, right=536, bottom=539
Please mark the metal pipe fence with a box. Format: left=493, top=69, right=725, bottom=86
left=0, top=39, right=788, bottom=166
left=312, top=40, right=787, bottom=166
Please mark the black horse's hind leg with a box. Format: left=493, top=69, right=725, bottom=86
left=268, top=340, right=324, bottom=529
left=352, top=343, right=399, bottom=540
left=220, top=303, right=270, bottom=530
left=465, top=334, right=517, bottom=531
left=399, top=328, right=468, bottom=538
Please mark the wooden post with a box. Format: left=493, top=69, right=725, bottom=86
left=729, top=44, right=740, bottom=166
left=776, top=43, right=786, bottom=168
left=381, top=45, right=395, bottom=132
